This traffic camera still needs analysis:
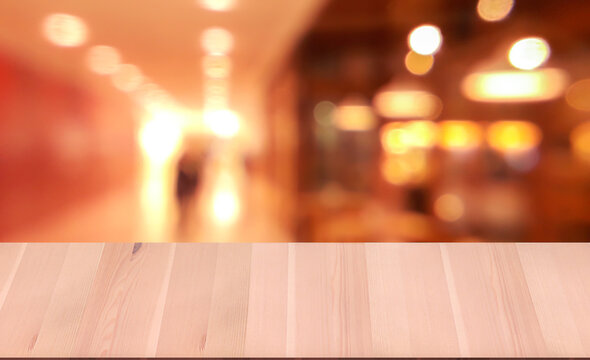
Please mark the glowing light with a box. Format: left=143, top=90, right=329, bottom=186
left=138, top=111, right=183, bottom=163
left=381, top=152, right=429, bottom=186
left=373, top=90, right=442, bottom=119
left=86, top=45, right=121, bottom=75
left=461, top=68, right=568, bottom=102
left=571, top=121, right=590, bottom=163
left=405, top=51, right=434, bottom=75
left=438, top=121, right=483, bottom=151
left=405, top=120, right=439, bottom=148
left=332, top=95, right=376, bottom=131
left=42, top=13, right=88, bottom=47
left=408, top=25, right=442, bottom=56
left=198, top=0, right=236, bottom=11
left=486, top=121, right=542, bottom=154
left=381, top=157, right=411, bottom=185
left=202, top=55, right=232, bottom=78
left=381, top=123, right=410, bottom=154
left=314, top=101, right=336, bottom=126
left=477, top=0, right=514, bottom=22
left=380, top=121, right=439, bottom=154
left=200, top=27, right=234, bottom=55
left=111, top=64, right=143, bottom=92
left=203, top=109, right=240, bottom=138
left=434, top=194, right=464, bottom=222
left=212, top=187, right=240, bottom=225
left=566, top=79, right=590, bottom=112
left=508, top=37, right=550, bottom=70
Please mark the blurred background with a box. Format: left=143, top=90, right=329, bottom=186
left=1, top=0, right=589, bottom=242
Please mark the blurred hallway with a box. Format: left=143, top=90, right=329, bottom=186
left=2, top=0, right=590, bottom=242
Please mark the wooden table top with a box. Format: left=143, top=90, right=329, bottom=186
left=0, top=242, right=589, bottom=357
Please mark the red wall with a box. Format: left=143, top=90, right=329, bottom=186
left=0, top=53, right=137, bottom=238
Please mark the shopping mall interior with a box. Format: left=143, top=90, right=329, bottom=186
left=1, top=0, right=589, bottom=242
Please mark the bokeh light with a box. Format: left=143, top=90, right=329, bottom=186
left=202, top=55, right=232, bottom=78
left=461, top=68, right=568, bottom=102
left=434, top=194, right=465, bottom=222
left=476, top=0, right=514, bottom=22
left=381, top=156, right=411, bottom=185
left=313, top=101, right=336, bottom=126
left=508, top=37, right=550, bottom=70
left=332, top=96, right=376, bottom=131
left=404, top=50, right=434, bottom=75
left=571, top=121, right=590, bottom=163
left=408, top=25, right=442, bottom=55
left=566, top=79, right=590, bottom=112
left=111, top=64, right=143, bottom=92
left=373, top=90, right=442, bottom=119
left=486, top=121, right=542, bottom=154
left=381, top=122, right=410, bottom=154
left=380, top=121, right=439, bottom=154
left=204, top=109, right=240, bottom=138
left=200, top=27, right=234, bottom=55
left=138, top=110, right=183, bottom=164
left=42, top=13, right=88, bottom=47
left=438, top=121, right=483, bottom=151
left=86, top=45, right=121, bottom=75
left=404, top=120, right=439, bottom=148
left=198, top=0, right=236, bottom=11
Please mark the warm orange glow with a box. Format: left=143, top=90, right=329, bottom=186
left=381, top=152, right=429, bottom=186
left=332, top=96, right=376, bottom=131
left=508, top=37, right=550, bottom=70
left=111, top=64, right=143, bottom=92
left=373, top=90, right=442, bottom=119
left=42, top=13, right=88, bottom=47
left=476, top=0, right=514, bottom=22
left=381, top=123, right=410, bottom=154
left=438, top=121, right=483, bottom=151
left=408, top=25, right=442, bottom=55
left=405, top=120, right=439, bottom=148
left=461, top=68, right=568, bottom=102
left=200, top=27, right=234, bottom=55
left=566, top=79, right=590, bottom=112
left=135, top=83, right=173, bottom=110
left=203, top=109, right=240, bottom=138
left=333, top=105, right=376, bottom=131
left=211, top=171, right=241, bottom=225
left=202, top=55, right=232, bottom=78
left=571, top=121, right=590, bottom=162
left=404, top=51, right=434, bottom=75
left=381, top=156, right=411, bottom=185
left=314, top=101, right=336, bottom=126
left=138, top=110, right=183, bottom=163
left=198, top=0, right=236, bottom=11
left=86, top=45, right=121, bottom=75
left=486, top=121, right=542, bottom=154
left=381, top=120, right=438, bottom=154
left=434, top=194, right=464, bottom=222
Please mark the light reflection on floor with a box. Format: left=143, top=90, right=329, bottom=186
left=3, top=152, right=291, bottom=243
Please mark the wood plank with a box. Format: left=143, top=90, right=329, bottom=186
left=293, top=243, right=372, bottom=357
left=516, top=243, right=587, bottom=356
left=202, top=243, right=252, bottom=357
left=71, top=243, right=176, bottom=357
left=0, top=243, right=69, bottom=356
left=32, top=243, right=105, bottom=356
left=0, top=243, right=587, bottom=357
left=440, top=243, right=547, bottom=357
left=156, top=243, right=218, bottom=356
left=0, top=243, right=26, bottom=311
left=365, top=243, right=460, bottom=357
left=244, top=243, right=289, bottom=357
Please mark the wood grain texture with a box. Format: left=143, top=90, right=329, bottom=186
left=0, top=242, right=588, bottom=357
